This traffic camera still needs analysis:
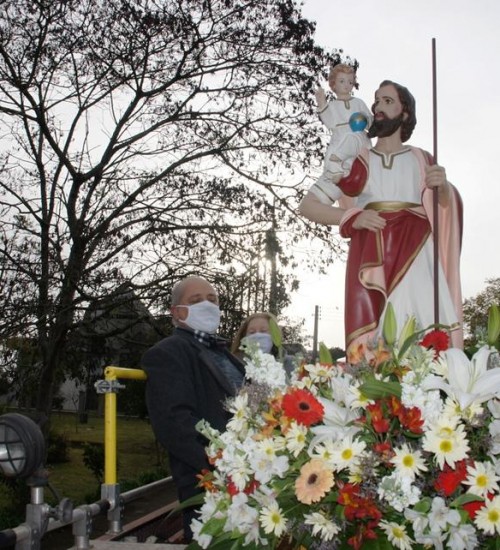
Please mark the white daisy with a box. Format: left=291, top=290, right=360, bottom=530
left=391, top=443, right=428, bottom=480
left=442, top=395, right=484, bottom=425
left=464, top=461, right=500, bottom=498
left=347, top=461, right=363, bottom=484
left=474, top=494, right=500, bottom=535
left=284, top=421, right=308, bottom=457
left=349, top=383, right=374, bottom=409
left=422, top=421, right=470, bottom=468
left=259, top=501, right=287, bottom=537
left=304, top=511, right=340, bottom=541
left=304, top=362, right=335, bottom=383
left=432, top=353, right=449, bottom=377
left=329, top=436, right=366, bottom=472
left=293, top=375, right=316, bottom=393
left=226, top=393, right=250, bottom=433
left=379, top=520, right=413, bottom=550
left=311, top=439, right=336, bottom=469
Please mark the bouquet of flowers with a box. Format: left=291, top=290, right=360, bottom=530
left=188, top=306, right=500, bottom=549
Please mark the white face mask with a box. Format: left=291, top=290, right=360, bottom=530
left=180, top=300, right=221, bottom=334
left=243, top=332, right=273, bottom=354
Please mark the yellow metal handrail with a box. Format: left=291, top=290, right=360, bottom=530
left=102, top=366, right=147, bottom=484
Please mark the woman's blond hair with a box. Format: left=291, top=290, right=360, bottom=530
left=231, top=312, right=281, bottom=354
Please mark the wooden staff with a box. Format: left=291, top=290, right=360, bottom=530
left=432, top=38, right=439, bottom=326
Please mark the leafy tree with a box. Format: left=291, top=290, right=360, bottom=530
left=281, top=315, right=306, bottom=345
left=463, top=278, right=500, bottom=348
left=329, top=346, right=346, bottom=361
left=0, top=0, right=344, bottom=420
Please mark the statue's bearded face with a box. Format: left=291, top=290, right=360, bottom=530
left=367, top=112, right=404, bottom=138
left=368, top=84, right=406, bottom=139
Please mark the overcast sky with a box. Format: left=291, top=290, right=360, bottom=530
left=285, top=0, right=500, bottom=348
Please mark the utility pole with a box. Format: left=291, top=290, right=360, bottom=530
left=312, top=305, right=320, bottom=362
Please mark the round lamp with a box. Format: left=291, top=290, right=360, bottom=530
left=0, top=413, right=45, bottom=478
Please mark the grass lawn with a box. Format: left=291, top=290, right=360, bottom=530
left=50, top=412, right=166, bottom=501
left=0, top=411, right=168, bottom=528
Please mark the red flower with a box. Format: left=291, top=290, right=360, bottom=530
left=282, top=388, right=324, bottom=426
left=227, top=479, right=239, bottom=496
left=243, top=478, right=260, bottom=495
left=338, top=484, right=382, bottom=549
left=227, top=476, right=260, bottom=496
left=462, top=490, right=494, bottom=519
left=463, top=499, right=485, bottom=519
left=388, top=396, right=402, bottom=416
left=434, top=460, right=468, bottom=496
left=366, top=402, right=390, bottom=433
left=338, top=483, right=360, bottom=508
left=338, top=484, right=382, bottom=521
left=420, top=329, right=449, bottom=355
left=373, top=441, right=394, bottom=464
left=398, top=405, right=424, bottom=434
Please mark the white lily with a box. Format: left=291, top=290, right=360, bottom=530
left=309, top=397, right=361, bottom=446
left=422, top=346, right=500, bottom=410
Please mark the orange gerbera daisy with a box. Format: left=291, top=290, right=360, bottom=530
left=282, top=388, right=324, bottom=426
left=295, top=459, right=334, bottom=504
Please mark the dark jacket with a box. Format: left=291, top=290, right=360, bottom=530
left=142, top=328, right=245, bottom=501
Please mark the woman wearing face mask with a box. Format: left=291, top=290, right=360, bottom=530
left=231, top=312, right=276, bottom=356
left=231, top=312, right=296, bottom=375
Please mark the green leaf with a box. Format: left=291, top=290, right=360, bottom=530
left=359, top=377, right=402, bottom=399
left=482, top=537, right=500, bottom=550
left=396, top=319, right=426, bottom=358
left=450, top=493, right=484, bottom=507
left=173, top=491, right=206, bottom=511
left=488, top=304, right=500, bottom=346
left=397, top=316, right=416, bottom=349
left=382, top=302, right=397, bottom=346
left=319, top=341, right=333, bottom=365
left=397, top=330, right=421, bottom=358
left=198, top=534, right=248, bottom=550
left=342, top=535, right=393, bottom=549
left=413, top=497, right=431, bottom=513
left=269, top=317, right=283, bottom=348
left=201, top=517, right=226, bottom=536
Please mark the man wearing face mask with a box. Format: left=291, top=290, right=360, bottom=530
left=142, top=275, right=245, bottom=541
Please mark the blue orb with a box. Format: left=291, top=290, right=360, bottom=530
left=349, top=112, right=368, bottom=132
